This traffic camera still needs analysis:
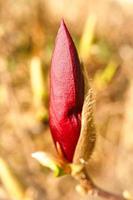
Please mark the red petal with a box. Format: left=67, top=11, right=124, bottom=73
left=49, top=20, right=84, bottom=162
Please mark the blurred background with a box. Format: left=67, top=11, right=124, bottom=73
left=0, top=0, right=133, bottom=199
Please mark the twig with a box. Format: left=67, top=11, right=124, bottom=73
left=32, top=151, right=128, bottom=200
left=72, top=166, right=126, bottom=200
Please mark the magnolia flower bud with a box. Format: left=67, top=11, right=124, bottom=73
left=49, top=20, right=84, bottom=162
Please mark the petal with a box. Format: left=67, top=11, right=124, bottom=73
left=49, top=20, right=84, bottom=162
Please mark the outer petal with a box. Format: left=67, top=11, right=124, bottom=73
left=49, top=20, right=84, bottom=162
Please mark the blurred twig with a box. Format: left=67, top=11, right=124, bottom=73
left=0, top=157, right=26, bottom=200
left=29, top=56, right=48, bottom=123
left=93, top=58, right=119, bottom=90
left=79, top=14, right=96, bottom=63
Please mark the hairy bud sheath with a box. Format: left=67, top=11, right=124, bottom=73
left=49, top=20, right=84, bottom=162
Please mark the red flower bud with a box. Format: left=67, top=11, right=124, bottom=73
left=49, top=20, right=84, bottom=162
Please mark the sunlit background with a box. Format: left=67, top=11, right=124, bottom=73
left=0, top=0, right=133, bottom=199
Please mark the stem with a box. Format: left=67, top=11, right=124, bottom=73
left=73, top=167, right=126, bottom=200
